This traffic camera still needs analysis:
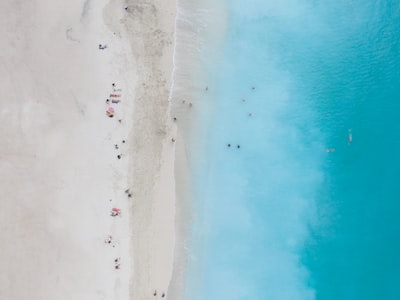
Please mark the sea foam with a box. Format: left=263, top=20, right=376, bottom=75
left=171, top=1, right=328, bottom=299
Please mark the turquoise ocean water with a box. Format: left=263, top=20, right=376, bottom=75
left=174, top=1, right=400, bottom=299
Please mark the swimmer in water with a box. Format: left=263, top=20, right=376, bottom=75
left=326, top=148, right=335, bottom=153
left=348, top=129, right=353, bottom=144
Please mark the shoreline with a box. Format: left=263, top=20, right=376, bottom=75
left=167, top=1, right=230, bottom=298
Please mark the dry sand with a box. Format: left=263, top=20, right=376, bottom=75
left=0, top=0, right=177, bottom=299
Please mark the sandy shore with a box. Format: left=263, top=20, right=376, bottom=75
left=0, top=0, right=177, bottom=299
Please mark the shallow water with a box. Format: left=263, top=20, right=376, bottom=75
left=172, top=1, right=400, bottom=299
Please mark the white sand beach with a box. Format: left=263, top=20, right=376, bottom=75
left=0, top=0, right=177, bottom=299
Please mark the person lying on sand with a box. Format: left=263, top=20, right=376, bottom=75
left=104, top=235, right=112, bottom=244
left=98, top=44, right=107, bottom=50
left=106, top=111, right=114, bottom=118
left=106, top=107, right=115, bottom=118
left=111, top=208, right=121, bottom=216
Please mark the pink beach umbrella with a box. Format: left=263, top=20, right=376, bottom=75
left=107, top=107, right=115, bottom=113
left=111, top=207, right=121, bottom=216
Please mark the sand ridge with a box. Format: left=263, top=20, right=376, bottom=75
left=120, top=0, right=178, bottom=299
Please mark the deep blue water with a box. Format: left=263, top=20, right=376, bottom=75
left=181, top=1, right=400, bottom=299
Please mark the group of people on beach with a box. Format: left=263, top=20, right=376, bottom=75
left=105, top=185, right=123, bottom=263
left=97, top=10, right=170, bottom=294
left=105, top=82, right=125, bottom=160
left=106, top=83, right=123, bottom=119
left=102, top=82, right=127, bottom=272
left=154, top=290, right=166, bottom=298
left=105, top=198, right=126, bottom=268
left=101, top=77, right=169, bottom=296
